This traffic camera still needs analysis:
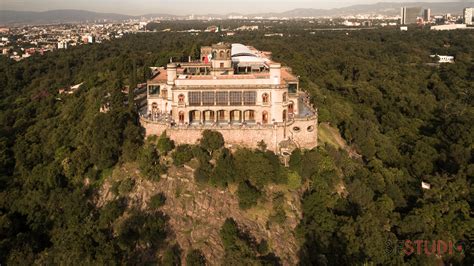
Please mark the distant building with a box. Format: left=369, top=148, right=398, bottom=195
left=235, top=25, right=259, bottom=31
left=401, top=6, right=421, bottom=25
left=430, top=54, right=454, bottom=63
left=464, top=8, right=473, bottom=25
left=430, top=24, right=468, bottom=31
left=423, top=9, right=431, bottom=22
left=362, top=21, right=372, bottom=27
left=57, top=41, right=68, bottom=49
left=205, top=25, right=220, bottom=33
left=87, top=35, right=95, bottom=44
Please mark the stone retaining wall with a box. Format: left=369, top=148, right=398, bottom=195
left=141, top=117, right=317, bottom=152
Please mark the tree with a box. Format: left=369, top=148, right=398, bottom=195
left=210, top=148, right=235, bottom=187
left=149, top=193, right=166, bottom=210
left=237, top=181, right=261, bottom=210
left=172, top=144, right=193, bottom=166
left=219, top=218, right=278, bottom=264
left=138, top=143, right=166, bottom=181
left=162, top=244, right=182, bottom=266
left=199, top=130, right=224, bottom=153
left=157, top=131, right=175, bottom=155
left=185, top=249, right=206, bottom=266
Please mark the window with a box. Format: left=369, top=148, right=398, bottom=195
left=262, top=93, right=269, bottom=104
left=178, top=94, right=185, bottom=103
left=293, top=126, right=301, bottom=132
left=288, top=102, right=294, bottom=113
left=179, top=111, right=185, bottom=123
left=229, top=91, right=242, bottom=106
left=189, top=92, right=201, bottom=106
left=288, top=83, right=297, bottom=93
left=220, top=62, right=224, bottom=68
left=243, top=91, right=256, bottom=105
left=282, top=92, right=287, bottom=102
left=149, top=85, right=160, bottom=95
left=262, top=111, right=268, bottom=124
left=219, top=50, right=224, bottom=58
left=202, top=92, right=215, bottom=106
left=307, top=125, right=315, bottom=132
left=216, top=92, right=228, bottom=105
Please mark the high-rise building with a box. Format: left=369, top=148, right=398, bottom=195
left=401, top=6, right=421, bottom=24
left=464, top=8, right=473, bottom=25
left=423, top=9, right=431, bottom=22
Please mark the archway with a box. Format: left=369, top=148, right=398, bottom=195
left=189, top=110, right=201, bottom=124
left=203, top=110, right=215, bottom=124
left=217, top=110, right=227, bottom=124
left=230, top=110, right=242, bottom=124
left=244, top=110, right=256, bottom=124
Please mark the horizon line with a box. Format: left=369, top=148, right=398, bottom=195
left=0, top=1, right=467, bottom=17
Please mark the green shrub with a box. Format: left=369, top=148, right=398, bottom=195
left=237, top=181, right=261, bottom=209
left=172, top=144, right=193, bottom=166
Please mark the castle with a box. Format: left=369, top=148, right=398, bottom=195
left=140, top=43, right=318, bottom=153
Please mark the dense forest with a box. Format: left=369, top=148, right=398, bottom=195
left=0, top=22, right=473, bottom=265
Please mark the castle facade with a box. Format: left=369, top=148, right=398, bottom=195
left=140, top=43, right=318, bottom=152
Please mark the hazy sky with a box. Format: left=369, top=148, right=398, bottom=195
left=0, top=0, right=468, bottom=15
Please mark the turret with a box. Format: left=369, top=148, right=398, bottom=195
left=167, top=63, right=177, bottom=85
left=269, top=63, right=281, bottom=85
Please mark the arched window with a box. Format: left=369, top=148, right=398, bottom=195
left=288, top=101, right=294, bottom=113
left=178, top=94, right=185, bottom=104
left=282, top=92, right=287, bottom=102
left=262, top=93, right=269, bottom=104
left=179, top=111, right=185, bottom=123
left=219, top=50, right=224, bottom=58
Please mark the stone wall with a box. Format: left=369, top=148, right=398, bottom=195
left=141, top=117, right=318, bottom=152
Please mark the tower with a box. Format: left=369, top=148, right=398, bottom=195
left=401, top=6, right=421, bottom=25
left=464, top=8, right=473, bottom=25
left=423, top=9, right=431, bottom=22
left=210, top=43, right=233, bottom=75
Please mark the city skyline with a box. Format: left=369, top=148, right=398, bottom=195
left=1, top=0, right=469, bottom=15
